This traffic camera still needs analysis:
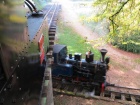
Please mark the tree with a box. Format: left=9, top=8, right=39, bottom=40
left=93, top=0, right=140, bottom=53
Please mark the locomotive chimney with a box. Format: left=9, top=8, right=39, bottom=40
left=100, top=49, right=107, bottom=63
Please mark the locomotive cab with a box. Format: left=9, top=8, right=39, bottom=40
left=53, top=44, right=67, bottom=64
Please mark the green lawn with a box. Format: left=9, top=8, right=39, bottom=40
left=56, top=21, right=101, bottom=60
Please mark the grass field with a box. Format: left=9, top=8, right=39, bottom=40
left=56, top=20, right=101, bottom=60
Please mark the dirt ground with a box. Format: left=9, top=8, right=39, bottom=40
left=54, top=0, right=140, bottom=105
left=54, top=94, right=123, bottom=105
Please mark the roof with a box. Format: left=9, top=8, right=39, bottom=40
left=53, top=44, right=66, bottom=53
left=27, top=12, right=44, bottom=40
left=27, top=4, right=52, bottom=40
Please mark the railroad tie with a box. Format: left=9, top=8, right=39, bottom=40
left=121, top=94, right=126, bottom=101
left=111, top=92, right=115, bottom=100
left=49, top=40, right=54, bottom=45
left=49, top=36, right=55, bottom=40
left=73, top=88, right=78, bottom=94
left=50, top=26, right=56, bottom=29
left=45, top=73, right=50, bottom=80
left=100, top=92, right=105, bottom=97
left=49, top=28, right=56, bottom=32
left=130, top=95, right=136, bottom=102
left=49, top=45, right=54, bottom=51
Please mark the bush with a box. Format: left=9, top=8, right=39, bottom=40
left=112, top=33, right=140, bottom=53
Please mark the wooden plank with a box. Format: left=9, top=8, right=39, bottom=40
left=100, top=92, right=105, bottom=97
left=49, top=40, right=55, bottom=43
left=49, top=36, right=55, bottom=40
left=45, top=73, right=50, bottom=80
left=50, top=27, right=56, bottom=29
left=111, top=92, right=115, bottom=100
left=46, top=52, right=53, bottom=55
left=49, top=40, right=54, bottom=45
left=121, top=94, right=126, bottom=101
left=131, top=95, right=136, bottom=102
left=49, top=31, right=56, bottom=34
left=49, top=29, right=56, bottom=32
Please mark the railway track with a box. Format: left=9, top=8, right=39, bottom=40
left=39, top=3, right=60, bottom=105
left=46, top=3, right=61, bottom=58
left=52, top=79, right=140, bottom=105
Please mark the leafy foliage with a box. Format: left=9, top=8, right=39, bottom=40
left=93, top=0, right=140, bottom=53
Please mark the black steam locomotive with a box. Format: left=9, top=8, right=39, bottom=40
left=52, top=44, right=110, bottom=92
left=0, top=0, right=53, bottom=105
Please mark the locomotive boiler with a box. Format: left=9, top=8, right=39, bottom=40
left=52, top=44, right=110, bottom=92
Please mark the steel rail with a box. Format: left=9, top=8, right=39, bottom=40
left=48, top=3, right=59, bottom=28
left=43, top=3, right=55, bottom=20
